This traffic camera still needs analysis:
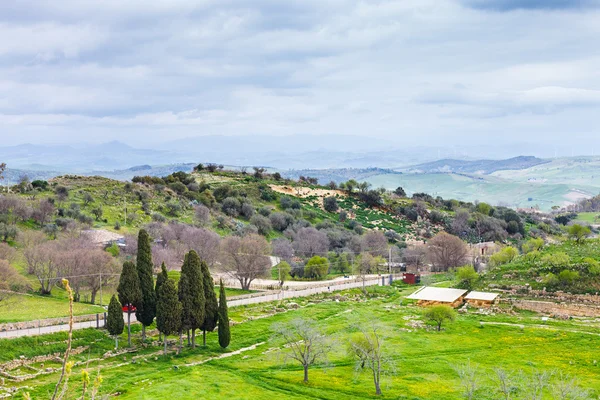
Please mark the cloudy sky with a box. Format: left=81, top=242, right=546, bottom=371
left=1, top=0, right=599, bottom=154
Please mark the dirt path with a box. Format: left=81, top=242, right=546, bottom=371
left=183, top=342, right=266, bottom=367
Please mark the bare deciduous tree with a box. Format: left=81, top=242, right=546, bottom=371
left=85, top=250, right=119, bottom=305
left=24, top=242, right=62, bottom=295
left=361, top=231, right=388, bottom=258
left=272, top=238, right=294, bottom=262
left=293, top=227, right=329, bottom=258
left=0, top=242, right=16, bottom=263
left=402, top=245, right=427, bottom=269
left=272, top=318, right=333, bottom=383
left=220, top=234, right=271, bottom=290
left=32, top=199, right=56, bottom=226
left=454, top=360, right=480, bottom=400
left=494, top=368, right=518, bottom=400
left=522, top=369, right=551, bottom=400
left=551, top=372, right=590, bottom=400
left=426, top=232, right=469, bottom=271
left=348, top=324, right=390, bottom=396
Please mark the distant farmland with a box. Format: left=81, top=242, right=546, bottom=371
left=366, top=173, right=597, bottom=209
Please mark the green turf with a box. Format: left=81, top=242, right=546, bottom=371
left=3, top=287, right=599, bottom=399
left=0, top=293, right=105, bottom=323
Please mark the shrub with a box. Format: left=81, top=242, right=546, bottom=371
left=558, top=269, right=579, bottom=285
left=250, top=214, right=272, bottom=236
left=323, top=196, right=339, bottom=212
left=304, top=256, right=329, bottom=280
left=456, top=265, right=478, bottom=290
left=222, top=197, right=241, bottom=217
left=241, top=203, right=255, bottom=219
left=489, top=247, right=519, bottom=267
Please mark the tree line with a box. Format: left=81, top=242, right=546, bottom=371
left=107, top=229, right=230, bottom=353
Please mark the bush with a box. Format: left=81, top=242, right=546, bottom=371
left=250, top=214, right=272, bottom=236
left=489, top=247, right=519, bottom=267
left=304, top=256, right=329, bottom=280
left=323, top=196, right=339, bottom=212
left=222, top=197, right=241, bottom=217
left=270, top=212, right=294, bottom=232
left=558, top=269, right=579, bottom=285
left=241, top=203, right=255, bottom=219
left=152, top=212, right=166, bottom=222
left=456, top=265, right=478, bottom=290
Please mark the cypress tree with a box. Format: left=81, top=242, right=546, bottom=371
left=199, top=260, right=218, bottom=347
left=179, top=251, right=205, bottom=348
left=135, top=229, right=156, bottom=341
left=156, top=278, right=182, bottom=355
left=117, top=261, right=141, bottom=347
left=155, top=262, right=168, bottom=297
left=106, top=295, right=125, bottom=349
left=155, top=262, right=168, bottom=342
left=218, top=279, right=230, bottom=349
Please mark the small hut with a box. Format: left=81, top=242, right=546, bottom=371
left=407, top=287, right=467, bottom=308
left=464, top=291, right=499, bottom=307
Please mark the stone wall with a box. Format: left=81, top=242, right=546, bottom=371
left=509, top=299, right=600, bottom=317
left=0, top=313, right=105, bottom=332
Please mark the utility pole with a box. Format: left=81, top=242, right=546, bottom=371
left=123, top=196, right=127, bottom=226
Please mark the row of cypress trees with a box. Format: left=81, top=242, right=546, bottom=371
left=107, top=229, right=230, bottom=353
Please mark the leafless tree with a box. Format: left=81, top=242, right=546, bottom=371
left=402, top=246, right=427, bottom=269
left=24, top=242, right=62, bottom=294
left=361, top=231, right=388, bottom=258
left=522, top=369, right=551, bottom=400
left=272, top=318, right=333, bottom=383
left=13, top=200, right=33, bottom=222
left=55, top=238, right=90, bottom=301
left=33, top=199, right=56, bottom=226
left=293, top=227, right=329, bottom=258
left=426, top=232, right=469, bottom=271
left=220, top=234, right=271, bottom=290
left=348, top=323, right=390, bottom=395
left=180, top=226, right=221, bottom=267
left=551, top=372, right=590, bottom=400
left=0, top=242, right=16, bottom=263
left=0, top=259, right=31, bottom=294
left=120, top=233, right=138, bottom=260
left=494, top=368, right=518, bottom=400
left=85, top=249, right=120, bottom=305
left=18, top=229, right=47, bottom=249
left=454, top=360, right=480, bottom=400
left=152, top=244, right=181, bottom=270
left=272, top=238, right=294, bottom=262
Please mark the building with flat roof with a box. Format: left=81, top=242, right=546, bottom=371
left=407, top=287, right=468, bottom=307
left=465, top=291, right=499, bottom=307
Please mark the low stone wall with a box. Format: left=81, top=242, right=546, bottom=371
left=0, top=313, right=105, bottom=332
left=510, top=299, right=600, bottom=317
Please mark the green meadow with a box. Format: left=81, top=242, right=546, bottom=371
left=3, top=287, right=599, bottom=399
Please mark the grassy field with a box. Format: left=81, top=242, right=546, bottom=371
left=574, top=212, right=600, bottom=224
left=3, top=287, right=599, bottom=399
left=0, top=293, right=105, bottom=323
left=366, top=172, right=597, bottom=210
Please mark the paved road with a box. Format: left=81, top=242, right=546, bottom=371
left=1, top=276, right=390, bottom=339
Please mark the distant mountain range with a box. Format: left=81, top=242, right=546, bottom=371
left=402, top=156, right=550, bottom=175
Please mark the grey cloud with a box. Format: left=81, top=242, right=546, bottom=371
left=0, top=0, right=598, bottom=152
left=462, top=0, right=600, bottom=11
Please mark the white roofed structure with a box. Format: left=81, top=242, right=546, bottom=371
left=465, top=291, right=499, bottom=301
left=407, top=287, right=467, bottom=307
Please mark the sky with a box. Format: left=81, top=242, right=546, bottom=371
left=1, top=0, right=599, bottom=154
